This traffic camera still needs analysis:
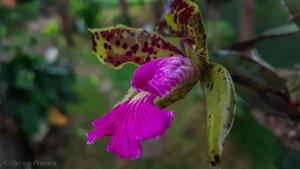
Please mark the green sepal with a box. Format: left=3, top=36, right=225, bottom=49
left=213, top=51, right=290, bottom=116
left=200, top=62, right=236, bottom=167
left=155, top=78, right=198, bottom=108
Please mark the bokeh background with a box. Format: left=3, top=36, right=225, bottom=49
left=1, top=0, right=300, bottom=169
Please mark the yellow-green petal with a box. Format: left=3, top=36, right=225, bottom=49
left=157, top=0, right=208, bottom=62
left=157, top=0, right=198, bottom=44
left=90, top=24, right=183, bottom=68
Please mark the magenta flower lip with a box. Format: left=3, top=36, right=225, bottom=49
left=86, top=55, right=195, bottom=159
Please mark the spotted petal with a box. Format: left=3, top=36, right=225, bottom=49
left=157, top=0, right=198, bottom=44
left=157, top=0, right=208, bottom=61
left=90, top=25, right=184, bottom=68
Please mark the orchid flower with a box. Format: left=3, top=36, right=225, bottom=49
left=86, top=0, right=236, bottom=167
left=87, top=54, right=197, bottom=159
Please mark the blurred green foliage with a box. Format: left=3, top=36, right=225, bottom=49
left=231, top=103, right=282, bottom=169
left=1, top=49, right=76, bottom=136
left=205, top=20, right=235, bottom=48
left=0, top=1, right=40, bottom=34
left=220, top=0, right=300, bottom=67
left=42, top=19, right=61, bottom=37
left=70, top=0, right=103, bottom=34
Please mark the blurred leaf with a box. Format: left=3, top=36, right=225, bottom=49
left=75, top=127, right=87, bottom=139
left=90, top=24, right=183, bottom=68
left=114, top=14, right=132, bottom=26
left=0, top=25, right=6, bottom=38
left=231, top=104, right=282, bottom=169
left=69, top=0, right=85, bottom=14
left=200, top=62, right=236, bottom=167
left=15, top=68, right=35, bottom=89
left=0, top=1, right=40, bottom=31
left=205, top=0, right=232, bottom=9
left=71, top=0, right=103, bottom=30
left=280, top=0, right=300, bottom=27
left=42, top=19, right=60, bottom=37
left=9, top=101, right=40, bottom=136
left=213, top=51, right=292, bottom=116
left=205, top=20, right=235, bottom=48
left=2, top=50, right=76, bottom=136
left=230, top=24, right=299, bottom=51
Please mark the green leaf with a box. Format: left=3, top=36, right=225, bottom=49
left=90, top=24, right=184, bottom=68
left=213, top=51, right=291, bottom=116
left=200, top=62, right=236, bottom=167
left=157, top=0, right=208, bottom=62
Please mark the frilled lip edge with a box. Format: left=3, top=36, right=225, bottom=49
left=86, top=92, right=174, bottom=160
